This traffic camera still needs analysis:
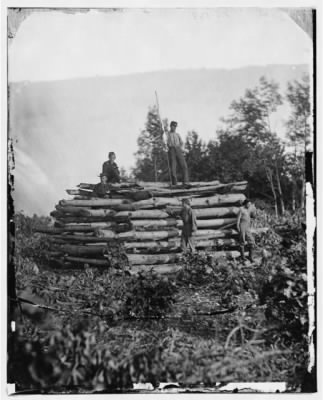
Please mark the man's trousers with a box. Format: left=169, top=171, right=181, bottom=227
left=168, top=147, right=189, bottom=185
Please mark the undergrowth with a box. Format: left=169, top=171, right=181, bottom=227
left=8, top=211, right=312, bottom=392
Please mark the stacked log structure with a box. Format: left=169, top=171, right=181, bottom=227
left=36, top=180, right=263, bottom=274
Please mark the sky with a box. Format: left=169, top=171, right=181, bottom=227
left=9, top=8, right=312, bottom=82
left=8, top=8, right=313, bottom=215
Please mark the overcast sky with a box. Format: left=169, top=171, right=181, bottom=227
left=9, top=8, right=312, bottom=82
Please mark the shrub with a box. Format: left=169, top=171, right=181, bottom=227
left=122, top=271, right=177, bottom=318
left=14, top=212, right=51, bottom=266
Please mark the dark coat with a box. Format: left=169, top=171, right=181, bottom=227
left=180, top=206, right=197, bottom=237
left=93, top=182, right=110, bottom=198
left=102, top=161, right=121, bottom=183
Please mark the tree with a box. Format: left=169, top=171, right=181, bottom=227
left=218, top=77, right=285, bottom=215
left=285, top=74, right=311, bottom=211
left=184, top=131, right=209, bottom=181
left=207, top=131, right=250, bottom=183
left=133, top=106, right=169, bottom=182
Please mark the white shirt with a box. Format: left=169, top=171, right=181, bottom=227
left=166, top=130, right=183, bottom=148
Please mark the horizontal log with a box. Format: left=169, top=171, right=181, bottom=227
left=53, top=244, right=108, bottom=256
left=94, top=228, right=237, bottom=241
left=57, top=225, right=98, bottom=232
left=55, top=205, right=92, bottom=216
left=140, top=180, right=220, bottom=189
left=66, top=189, right=93, bottom=196
left=34, top=226, right=65, bottom=235
left=195, top=238, right=238, bottom=248
left=81, top=209, right=116, bottom=217
left=72, top=196, right=96, bottom=200
left=119, top=190, right=152, bottom=202
left=44, top=227, right=266, bottom=243
left=132, top=219, right=177, bottom=228
left=78, top=182, right=141, bottom=190
left=124, top=237, right=238, bottom=251
left=191, top=194, right=245, bottom=208
left=133, top=197, right=199, bottom=209
left=124, top=241, right=179, bottom=250
left=127, top=253, right=180, bottom=265
left=134, top=194, right=246, bottom=209
left=133, top=198, right=174, bottom=209
left=95, top=230, right=117, bottom=239
left=150, top=181, right=247, bottom=197
left=56, top=205, right=116, bottom=218
left=193, top=229, right=238, bottom=238
left=70, top=232, right=95, bottom=236
left=231, top=184, right=247, bottom=192
left=112, top=204, right=137, bottom=211
left=64, top=256, right=110, bottom=266
left=166, top=206, right=240, bottom=218
left=54, top=216, right=126, bottom=224
left=49, top=223, right=116, bottom=232
left=115, top=210, right=169, bottom=219
left=133, top=225, right=176, bottom=232
left=60, top=203, right=136, bottom=212
left=50, top=236, right=239, bottom=253
left=117, top=229, right=179, bottom=241
left=60, top=199, right=130, bottom=207
left=51, top=235, right=115, bottom=243
left=129, top=264, right=182, bottom=275
left=61, top=222, right=115, bottom=229
left=177, top=218, right=236, bottom=229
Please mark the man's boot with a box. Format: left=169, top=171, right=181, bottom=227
left=248, top=245, right=254, bottom=262
left=240, top=245, right=246, bottom=261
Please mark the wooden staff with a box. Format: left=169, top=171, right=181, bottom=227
left=155, top=90, right=172, bottom=185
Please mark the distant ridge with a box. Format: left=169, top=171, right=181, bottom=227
left=11, top=64, right=309, bottom=85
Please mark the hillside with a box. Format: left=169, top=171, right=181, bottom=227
left=9, top=64, right=308, bottom=215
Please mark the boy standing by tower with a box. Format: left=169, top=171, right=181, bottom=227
left=237, top=199, right=256, bottom=262
left=180, top=198, right=197, bottom=253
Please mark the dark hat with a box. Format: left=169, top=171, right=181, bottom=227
left=242, top=198, right=251, bottom=205
left=108, top=151, right=116, bottom=158
left=99, top=173, right=108, bottom=178
left=170, top=121, right=178, bottom=127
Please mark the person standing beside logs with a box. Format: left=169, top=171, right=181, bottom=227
left=237, top=199, right=256, bottom=262
left=180, top=198, right=197, bottom=253
left=102, top=152, right=121, bottom=184
left=163, top=121, right=189, bottom=186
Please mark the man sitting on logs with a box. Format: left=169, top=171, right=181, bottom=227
left=93, top=173, right=110, bottom=198
left=163, top=121, right=189, bottom=186
left=180, top=198, right=197, bottom=253
left=102, top=151, right=121, bottom=183
left=237, top=199, right=256, bottom=262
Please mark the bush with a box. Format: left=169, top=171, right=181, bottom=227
left=122, top=272, right=177, bottom=318
left=14, top=212, right=51, bottom=266
left=258, top=235, right=308, bottom=345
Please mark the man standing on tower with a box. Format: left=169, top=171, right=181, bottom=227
left=163, top=121, right=189, bottom=186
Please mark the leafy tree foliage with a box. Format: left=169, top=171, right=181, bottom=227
left=285, top=74, right=311, bottom=210
left=132, top=107, right=169, bottom=182
left=184, top=131, right=209, bottom=181
left=286, top=74, right=311, bottom=149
